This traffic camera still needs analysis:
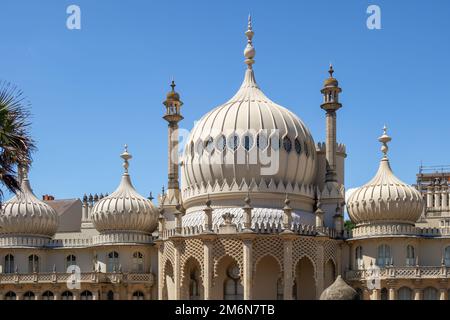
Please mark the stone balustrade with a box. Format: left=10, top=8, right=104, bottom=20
left=345, top=266, right=448, bottom=281
left=0, top=272, right=154, bottom=285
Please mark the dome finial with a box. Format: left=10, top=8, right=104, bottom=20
left=328, top=63, right=334, bottom=78
left=378, top=125, right=392, bottom=159
left=170, top=77, right=176, bottom=92
left=244, top=14, right=255, bottom=69
left=120, top=144, right=132, bottom=174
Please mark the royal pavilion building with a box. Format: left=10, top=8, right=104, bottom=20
left=0, top=17, right=449, bottom=300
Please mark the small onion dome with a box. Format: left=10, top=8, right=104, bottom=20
left=320, top=275, right=358, bottom=300
left=0, top=166, right=59, bottom=237
left=323, top=64, right=338, bottom=87
left=92, top=146, right=158, bottom=234
left=347, top=127, right=424, bottom=227
left=165, top=80, right=181, bottom=102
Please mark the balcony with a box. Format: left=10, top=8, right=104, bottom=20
left=0, top=272, right=154, bottom=285
left=345, top=266, right=449, bottom=281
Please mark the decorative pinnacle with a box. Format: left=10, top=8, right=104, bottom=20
left=120, top=144, right=132, bottom=174
left=328, top=63, right=334, bottom=78
left=378, top=125, right=392, bottom=159
left=170, top=78, right=176, bottom=92
left=244, top=14, right=255, bottom=68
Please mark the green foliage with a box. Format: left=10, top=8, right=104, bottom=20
left=0, top=81, right=35, bottom=203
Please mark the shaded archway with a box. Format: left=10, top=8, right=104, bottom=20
left=294, top=256, right=316, bottom=300
left=324, top=259, right=336, bottom=289
left=253, top=255, right=282, bottom=300
left=162, top=260, right=175, bottom=300
left=212, top=255, right=243, bottom=300
left=181, top=257, right=203, bottom=300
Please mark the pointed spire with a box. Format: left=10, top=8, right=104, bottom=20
left=120, top=144, right=132, bottom=174
left=378, top=125, right=392, bottom=159
left=244, top=14, right=255, bottom=69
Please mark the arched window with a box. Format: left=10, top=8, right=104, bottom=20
left=294, top=138, right=302, bottom=155
left=423, top=287, right=438, bottom=300
left=444, top=246, right=450, bottom=267
left=132, top=252, right=144, bottom=272
left=66, top=254, right=77, bottom=269
left=283, top=136, right=292, bottom=153
left=4, top=254, right=14, bottom=274
left=355, top=246, right=363, bottom=269
left=215, top=135, right=226, bottom=152
left=406, top=245, right=415, bottom=266
left=80, top=290, right=93, bottom=300
left=5, top=291, right=16, bottom=300
left=270, top=135, right=280, bottom=151
left=204, top=137, right=214, bottom=153
left=223, top=263, right=243, bottom=300
left=42, top=291, right=54, bottom=300
left=132, top=291, right=145, bottom=300
left=242, top=133, right=254, bottom=151
left=107, top=290, right=114, bottom=300
left=107, top=251, right=119, bottom=272
left=377, top=244, right=391, bottom=267
left=61, top=291, right=73, bottom=300
left=398, top=287, right=412, bottom=300
left=276, top=278, right=283, bottom=300
left=227, top=134, right=239, bottom=151
left=28, top=254, right=39, bottom=273
left=23, top=291, right=35, bottom=300
left=380, top=288, right=388, bottom=300
left=189, top=269, right=200, bottom=300
left=256, top=132, right=268, bottom=149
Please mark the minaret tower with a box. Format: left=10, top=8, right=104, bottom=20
left=320, top=64, right=342, bottom=183
left=162, top=80, right=183, bottom=212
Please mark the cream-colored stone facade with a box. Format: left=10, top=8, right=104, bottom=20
left=0, top=17, right=447, bottom=301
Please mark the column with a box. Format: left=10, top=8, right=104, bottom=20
left=0, top=293, right=3, bottom=300
left=145, top=290, right=151, bottom=300
left=92, top=289, right=98, bottom=300
left=371, top=288, right=380, bottom=300
left=439, top=288, right=448, bottom=300
left=173, top=239, right=182, bottom=300
left=114, top=291, right=120, bottom=300
left=316, top=242, right=325, bottom=298
left=281, top=236, right=294, bottom=300
left=203, top=237, right=214, bottom=300
left=442, top=184, right=449, bottom=210
left=388, top=287, right=397, bottom=300
left=242, top=237, right=254, bottom=300
left=427, top=185, right=434, bottom=208
left=434, top=185, right=441, bottom=209
left=325, top=110, right=337, bottom=177
left=157, top=242, right=164, bottom=300
left=54, top=291, right=60, bottom=300
left=413, top=288, right=422, bottom=300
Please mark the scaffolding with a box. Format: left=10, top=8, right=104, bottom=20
left=416, top=164, right=450, bottom=194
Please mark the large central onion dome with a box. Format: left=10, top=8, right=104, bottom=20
left=347, top=127, right=424, bottom=227
left=0, top=166, right=59, bottom=238
left=181, top=16, right=317, bottom=210
left=92, top=146, right=158, bottom=235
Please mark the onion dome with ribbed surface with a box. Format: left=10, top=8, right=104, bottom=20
left=92, top=146, right=158, bottom=234
left=346, top=127, right=424, bottom=227
left=320, top=275, right=358, bottom=300
left=181, top=16, right=317, bottom=210
left=0, top=166, right=59, bottom=238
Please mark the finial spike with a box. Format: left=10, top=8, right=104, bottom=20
left=244, top=15, right=255, bottom=68
left=378, top=125, right=392, bottom=159
left=120, top=144, right=132, bottom=173
left=328, top=63, right=334, bottom=77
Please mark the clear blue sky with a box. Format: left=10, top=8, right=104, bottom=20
left=0, top=0, right=449, bottom=201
